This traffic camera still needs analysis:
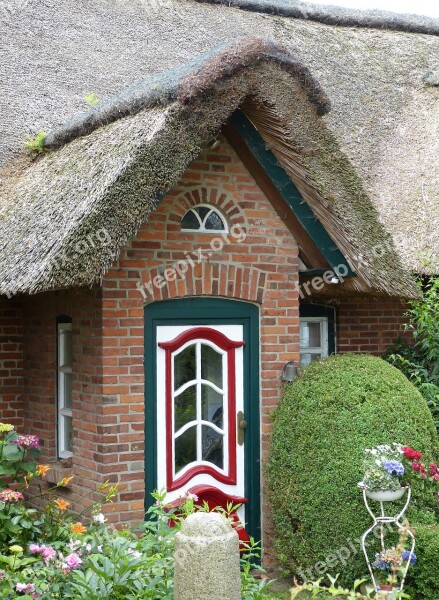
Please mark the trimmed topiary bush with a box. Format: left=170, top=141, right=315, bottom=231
left=405, top=523, right=439, bottom=600
left=267, top=354, right=438, bottom=586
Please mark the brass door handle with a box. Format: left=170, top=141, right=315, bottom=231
left=237, top=411, right=247, bottom=446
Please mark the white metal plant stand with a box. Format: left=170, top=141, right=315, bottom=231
left=360, top=487, right=415, bottom=598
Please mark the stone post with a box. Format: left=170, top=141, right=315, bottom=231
left=174, top=511, right=241, bottom=600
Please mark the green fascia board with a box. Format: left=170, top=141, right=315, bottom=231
left=230, top=111, right=354, bottom=275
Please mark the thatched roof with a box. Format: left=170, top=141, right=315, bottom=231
left=1, top=0, right=438, bottom=296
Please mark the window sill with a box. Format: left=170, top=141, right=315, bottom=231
left=46, top=462, right=74, bottom=488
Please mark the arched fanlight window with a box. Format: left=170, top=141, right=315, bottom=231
left=181, top=205, right=228, bottom=233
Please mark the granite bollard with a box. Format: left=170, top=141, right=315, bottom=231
left=174, top=511, right=241, bottom=600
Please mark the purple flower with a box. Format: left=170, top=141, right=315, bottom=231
left=16, top=582, right=35, bottom=593
left=12, top=434, right=40, bottom=449
left=64, top=552, right=82, bottom=570
left=384, top=460, right=405, bottom=476
left=402, top=550, right=417, bottom=564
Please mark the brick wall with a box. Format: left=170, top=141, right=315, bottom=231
left=337, top=297, right=409, bottom=354
left=18, top=288, right=103, bottom=509
left=0, top=297, right=24, bottom=428
left=100, top=138, right=300, bottom=538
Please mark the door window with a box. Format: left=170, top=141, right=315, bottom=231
left=173, top=341, right=226, bottom=476
left=159, top=327, right=244, bottom=491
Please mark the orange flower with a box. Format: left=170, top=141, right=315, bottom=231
left=36, top=464, right=51, bottom=477
left=54, top=498, right=70, bottom=511
left=70, top=522, right=87, bottom=534
left=57, top=476, right=74, bottom=487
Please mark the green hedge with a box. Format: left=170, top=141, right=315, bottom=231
left=405, top=523, right=439, bottom=600
left=267, top=354, right=438, bottom=586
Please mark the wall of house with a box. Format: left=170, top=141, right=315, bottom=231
left=336, top=297, right=409, bottom=354
left=0, top=297, right=24, bottom=429
left=100, top=138, right=300, bottom=551
left=16, top=288, right=103, bottom=508
left=0, top=140, right=414, bottom=564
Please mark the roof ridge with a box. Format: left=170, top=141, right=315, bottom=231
left=44, top=36, right=329, bottom=150
left=193, top=0, right=439, bottom=36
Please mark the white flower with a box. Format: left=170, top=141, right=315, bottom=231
left=92, top=513, right=107, bottom=524
left=127, top=548, right=142, bottom=558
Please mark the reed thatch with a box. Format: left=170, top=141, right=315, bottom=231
left=194, top=0, right=439, bottom=35
left=0, top=0, right=438, bottom=295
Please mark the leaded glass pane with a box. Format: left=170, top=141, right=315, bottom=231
left=181, top=209, right=200, bottom=230
left=174, top=385, right=196, bottom=431
left=175, top=426, right=197, bottom=473
left=195, top=206, right=210, bottom=220
left=201, top=344, right=222, bottom=388
left=202, top=425, right=223, bottom=469
left=201, top=385, right=223, bottom=428
left=174, top=344, right=196, bottom=390
left=204, top=211, right=225, bottom=231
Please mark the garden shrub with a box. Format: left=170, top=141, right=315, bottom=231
left=405, top=523, right=439, bottom=600
left=267, top=354, right=438, bottom=586
left=385, top=275, right=439, bottom=431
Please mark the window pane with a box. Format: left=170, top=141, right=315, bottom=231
left=201, top=344, right=222, bottom=388
left=174, top=385, right=196, bottom=432
left=181, top=209, right=200, bottom=230
left=195, top=206, right=210, bottom=220
left=300, top=322, right=321, bottom=349
left=202, top=425, right=223, bottom=469
left=201, top=385, right=223, bottom=428
left=63, top=373, right=72, bottom=409
left=60, top=329, right=72, bottom=367
left=175, top=426, right=197, bottom=473
left=174, top=344, right=196, bottom=390
left=62, top=416, right=73, bottom=454
left=300, top=352, right=322, bottom=367
left=204, top=211, right=225, bottom=231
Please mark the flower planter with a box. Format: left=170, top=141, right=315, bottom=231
left=378, top=583, right=399, bottom=598
left=365, top=487, right=407, bottom=502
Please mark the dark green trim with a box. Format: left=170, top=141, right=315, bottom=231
left=144, top=297, right=261, bottom=541
left=300, top=303, right=336, bottom=355
left=230, top=111, right=354, bottom=275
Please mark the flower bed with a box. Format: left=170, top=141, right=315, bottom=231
left=0, top=423, right=268, bottom=599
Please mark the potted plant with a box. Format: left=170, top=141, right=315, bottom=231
left=358, top=443, right=439, bottom=501
left=371, top=521, right=417, bottom=599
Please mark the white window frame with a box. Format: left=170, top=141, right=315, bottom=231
left=299, top=317, right=329, bottom=365
left=181, top=204, right=228, bottom=233
left=57, top=322, right=73, bottom=458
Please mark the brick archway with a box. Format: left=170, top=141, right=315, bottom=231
left=137, top=262, right=267, bottom=305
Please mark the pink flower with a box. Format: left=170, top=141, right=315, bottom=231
left=29, top=543, right=56, bottom=563
left=0, top=489, right=24, bottom=503
left=64, top=552, right=82, bottom=570
left=16, top=582, right=35, bottom=593
left=429, top=463, right=438, bottom=476
left=41, top=545, right=56, bottom=561
left=12, top=434, right=39, bottom=449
